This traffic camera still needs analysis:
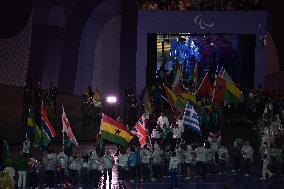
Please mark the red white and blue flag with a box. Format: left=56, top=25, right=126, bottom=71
left=41, top=105, right=57, bottom=139
left=131, top=115, right=148, bottom=148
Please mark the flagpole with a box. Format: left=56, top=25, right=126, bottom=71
left=62, top=105, right=65, bottom=153
left=161, top=95, right=175, bottom=113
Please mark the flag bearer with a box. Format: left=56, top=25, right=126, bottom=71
left=102, top=149, right=114, bottom=183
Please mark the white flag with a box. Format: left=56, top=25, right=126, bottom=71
left=62, top=107, right=79, bottom=146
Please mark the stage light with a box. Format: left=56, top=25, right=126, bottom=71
left=106, top=96, right=117, bottom=104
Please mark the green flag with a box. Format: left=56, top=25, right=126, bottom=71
left=28, top=112, right=41, bottom=147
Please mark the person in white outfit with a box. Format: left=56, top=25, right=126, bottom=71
left=102, top=149, right=114, bottom=182
left=157, top=112, right=169, bottom=130
left=172, top=124, right=183, bottom=148
left=68, top=154, right=82, bottom=186
left=195, top=143, right=207, bottom=177
left=89, top=151, right=101, bottom=188
left=218, top=143, right=229, bottom=175
left=151, top=126, right=162, bottom=147
left=169, top=152, right=179, bottom=189
left=184, top=145, right=194, bottom=179
left=16, top=152, right=28, bottom=189
left=43, top=150, right=57, bottom=189
left=22, top=138, right=30, bottom=156
left=56, top=152, right=68, bottom=186
left=241, top=141, right=254, bottom=177
left=260, top=142, right=273, bottom=180
left=117, top=148, right=128, bottom=181
left=151, top=143, right=163, bottom=181
left=175, top=144, right=184, bottom=176
left=140, top=145, right=152, bottom=181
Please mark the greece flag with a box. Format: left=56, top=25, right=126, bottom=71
left=183, top=102, right=201, bottom=133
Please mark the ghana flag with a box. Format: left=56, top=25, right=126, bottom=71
left=100, top=115, right=133, bottom=147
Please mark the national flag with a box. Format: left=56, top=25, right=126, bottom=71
left=27, top=111, right=42, bottom=147
left=219, top=67, right=234, bottom=83
left=62, top=107, right=79, bottom=146
left=193, top=62, right=199, bottom=83
left=183, top=102, right=201, bottom=133
left=100, top=114, right=133, bottom=147
left=164, top=85, right=186, bottom=112
left=212, top=75, right=226, bottom=104
left=27, top=110, right=35, bottom=134
left=40, top=106, right=57, bottom=146
left=171, top=63, right=183, bottom=88
left=131, top=115, right=148, bottom=148
left=219, top=68, right=242, bottom=106
left=144, top=89, right=153, bottom=115
left=175, top=85, right=196, bottom=104
left=196, top=72, right=212, bottom=98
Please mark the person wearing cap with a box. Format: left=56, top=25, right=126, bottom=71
left=184, top=144, right=194, bottom=179
left=56, top=151, right=68, bottom=186
left=102, top=149, right=114, bottom=182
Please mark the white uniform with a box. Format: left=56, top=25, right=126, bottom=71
left=157, top=115, right=169, bottom=130
left=117, top=154, right=128, bottom=168
left=169, top=156, right=179, bottom=170
left=102, top=154, right=114, bottom=170
left=218, top=146, right=228, bottom=160
left=140, top=148, right=151, bottom=164
left=22, top=139, right=30, bottom=154
left=172, top=127, right=183, bottom=139
left=57, top=152, right=68, bottom=169
left=68, top=156, right=82, bottom=171
left=195, top=147, right=207, bottom=162
left=176, top=119, right=184, bottom=132
left=152, top=147, right=163, bottom=165
left=184, top=145, right=193, bottom=164
left=241, top=145, right=254, bottom=160
left=44, top=153, right=57, bottom=171
left=151, top=129, right=161, bottom=139
left=89, top=152, right=100, bottom=170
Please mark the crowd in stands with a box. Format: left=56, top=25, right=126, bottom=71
left=138, top=0, right=261, bottom=11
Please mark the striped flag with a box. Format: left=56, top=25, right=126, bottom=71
left=131, top=115, right=148, bottom=148
left=62, top=107, right=79, bottom=146
left=27, top=111, right=42, bottom=147
left=100, top=114, right=133, bottom=147
left=183, top=102, right=201, bottom=133
left=41, top=106, right=57, bottom=146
